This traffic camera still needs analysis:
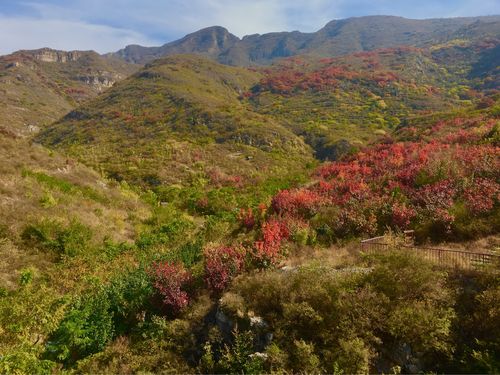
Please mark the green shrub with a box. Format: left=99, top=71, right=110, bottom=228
left=22, top=219, right=93, bottom=257
left=101, top=239, right=134, bottom=260
left=46, top=268, right=154, bottom=365
left=137, top=215, right=194, bottom=251
left=223, top=251, right=459, bottom=373
left=333, top=337, right=371, bottom=375
left=291, top=339, right=322, bottom=373
left=18, top=268, right=34, bottom=287
left=0, top=349, right=56, bottom=375
left=213, top=330, right=264, bottom=374
left=46, top=286, right=115, bottom=364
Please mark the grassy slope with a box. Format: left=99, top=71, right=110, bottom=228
left=0, top=133, right=150, bottom=290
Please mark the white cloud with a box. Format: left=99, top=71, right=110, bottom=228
left=0, top=16, right=159, bottom=55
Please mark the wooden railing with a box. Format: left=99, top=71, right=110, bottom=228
left=360, top=237, right=499, bottom=270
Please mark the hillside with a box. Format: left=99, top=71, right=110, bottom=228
left=5, top=102, right=498, bottom=374
left=111, top=15, right=500, bottom=65
left=36, top=55, right=314, bottom=189
left=0, top=48, right=138, bottom=136
left=264, top=101, right=500, bottom=244
left=247, top=39, right=499, bottom=158
left=0, top=134, right=151, bottom=289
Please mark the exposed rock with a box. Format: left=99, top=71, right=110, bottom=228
left=33, top=48, right=82, bottom=63
left=27, top=124, right=39, bottom=133
left=215, top=308, right=234, bottom=342
left=249, top=352, right=268, bottom=360
left=250, top=315, right=268, bottom=329
left=77, top=75, right=116, bottom=90
left=280, top=265, right=297, bottom=273
left=5, top=62, right=21, bottom=69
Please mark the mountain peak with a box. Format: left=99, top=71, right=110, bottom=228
left=110, top=15, right=500, bottom=65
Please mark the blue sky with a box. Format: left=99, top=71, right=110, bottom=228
left=0, top=0, right=499, bottom=55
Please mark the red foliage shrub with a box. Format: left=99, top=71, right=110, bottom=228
left=253, top=219, right=289, bottom=266
left=463, top=178, right=500, bottom=214
left=272, top=189, right=323, bottom=216
left=392, top=203, right=417, bottom=229
left=415, top=180, right=457, bottom=211
left=261, top=112, right=498, bottom=240
left=204, top=246, right=246, bottom=294
left=257, top=64, right=359, bottom=94
left=150, top=262, right=191, bottom=313
left=196, top=197, right=209, bottom=210
left=208, top=168, right=243, bottom=188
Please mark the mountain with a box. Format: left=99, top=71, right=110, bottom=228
left=111, top=15, right=500, bottom=65
left=0, top=48, right=138, bottom=136
left=112, top=26, right=240, bottom=64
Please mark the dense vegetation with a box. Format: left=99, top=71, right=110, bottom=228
left=266, top=104, right=500, bottom=244
left=0, top=16, right=499, bottom=374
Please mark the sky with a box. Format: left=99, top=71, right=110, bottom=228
left=0, top=0, right=499, bottom=55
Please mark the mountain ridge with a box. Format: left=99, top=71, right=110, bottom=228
left=109, top=15, right=500, bottom=65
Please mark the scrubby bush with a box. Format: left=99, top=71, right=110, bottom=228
left=204, top=246, right=246, bottom=294
left=272, top=188, right=323, bottom=217
left=149, top=262, right=192, bottom=314
left=253, top=219, right=290, bottom=267
left=46, top=286, right=115, bottom=364
left=223, top=251, right=458, bottom=373
left=45, top=268, right=154, bottom=365
left=237, top=208, right=255, bottom=230
left=137, top=215, right=194, bottom=250
left=199, top=330, right=264, bottom=374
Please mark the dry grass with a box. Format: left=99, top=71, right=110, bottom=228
left=0, top=238, right=55, bottom=290
left=281, top=242, right=360, bottom=269
left=0, top=136, right=151, bottom=289
left=437, top=235, right=500, bottom=254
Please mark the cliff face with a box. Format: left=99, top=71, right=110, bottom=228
left=32, top=48, right=83, bottom=63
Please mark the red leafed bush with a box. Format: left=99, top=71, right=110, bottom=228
left=150, top=262, right=191, bottom=313
left=415, top=180, right=457, bottom=210
left=208, top=169, right=243, bottom=188
left=238, top=208, right=255, bottom=229
left=262, top=112, right=499, bottom=241
left=253, top=219, right=289, bottom=266
left=272, top=189, right=323, bottom=216
left=392, top=203, right=417, bottom=229
left=204, top=246, right=246, bottom=294
left=463, top=178, right=500, bottom=214
left=256, top=64, right=359, bottom=94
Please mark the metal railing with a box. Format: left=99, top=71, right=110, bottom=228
left=360, top=237, right=499, bottom=270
